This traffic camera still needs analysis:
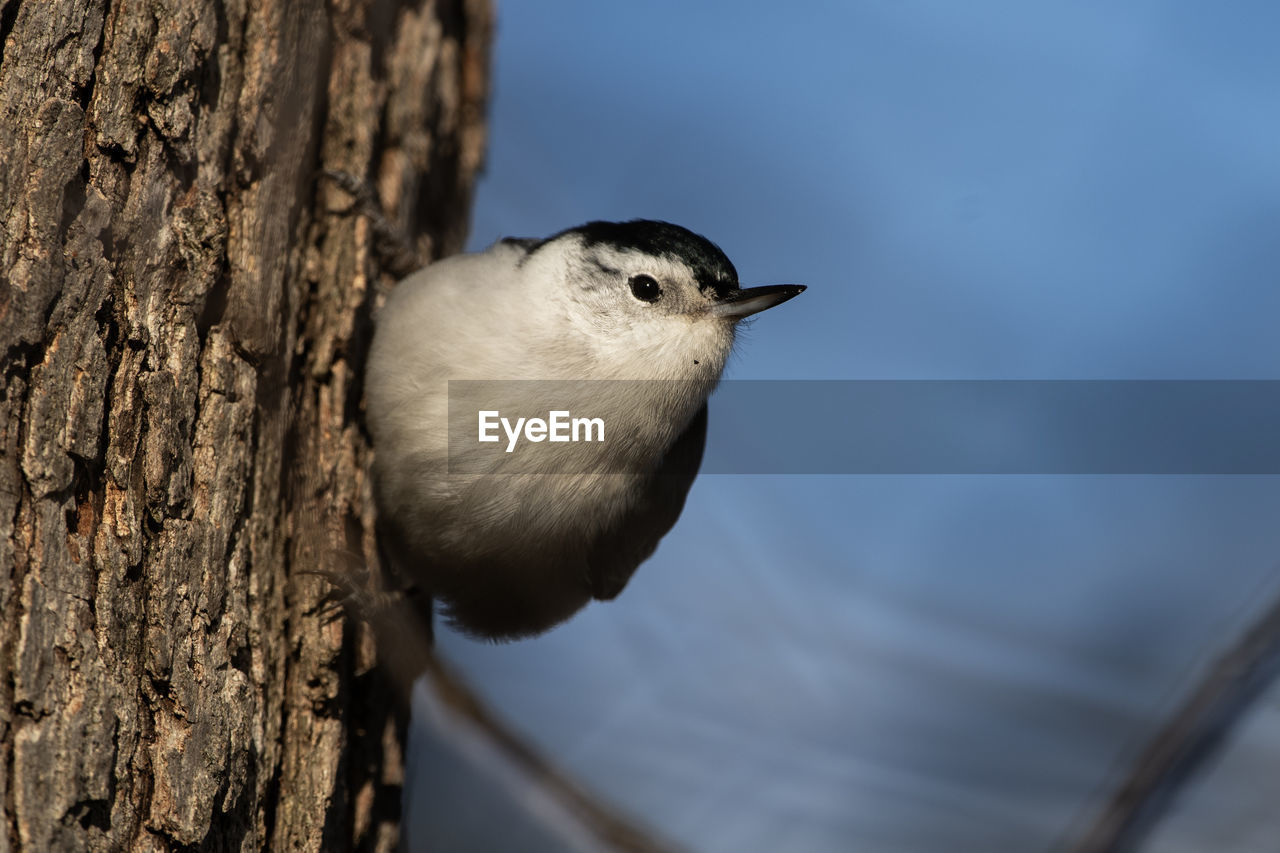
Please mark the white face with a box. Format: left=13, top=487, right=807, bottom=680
left=528, top=234, right=740, bottom=381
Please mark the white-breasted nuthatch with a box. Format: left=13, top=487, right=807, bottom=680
left=365, top=220, right=803, bottom=640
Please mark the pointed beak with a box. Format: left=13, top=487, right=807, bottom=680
left=709, top=284, right=806, bottom=319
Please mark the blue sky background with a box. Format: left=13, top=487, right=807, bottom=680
left=411, top=2, right=1280, bottom=850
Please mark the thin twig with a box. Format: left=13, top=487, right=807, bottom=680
left=1075, top=584, right=1280, bottom=851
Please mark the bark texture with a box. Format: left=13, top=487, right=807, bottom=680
left=0, top=0, right=490, bottom=849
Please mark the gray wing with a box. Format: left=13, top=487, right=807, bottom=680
left=587, top=403, right=709, bottom=600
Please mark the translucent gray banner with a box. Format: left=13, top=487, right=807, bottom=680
left=446, top=380, right=1280, bottom=474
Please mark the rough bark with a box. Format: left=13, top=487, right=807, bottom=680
left=0, top=0, right=490, bottom=849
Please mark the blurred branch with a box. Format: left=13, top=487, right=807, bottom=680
left=419, top=653, right=687, bottom=853
left=1076, top=584, right=1280, bottom=852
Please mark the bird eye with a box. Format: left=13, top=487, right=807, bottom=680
left=629, top=274, right=662, bottom=303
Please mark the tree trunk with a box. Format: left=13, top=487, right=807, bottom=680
left=0, top=0, right=491, bottom=849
